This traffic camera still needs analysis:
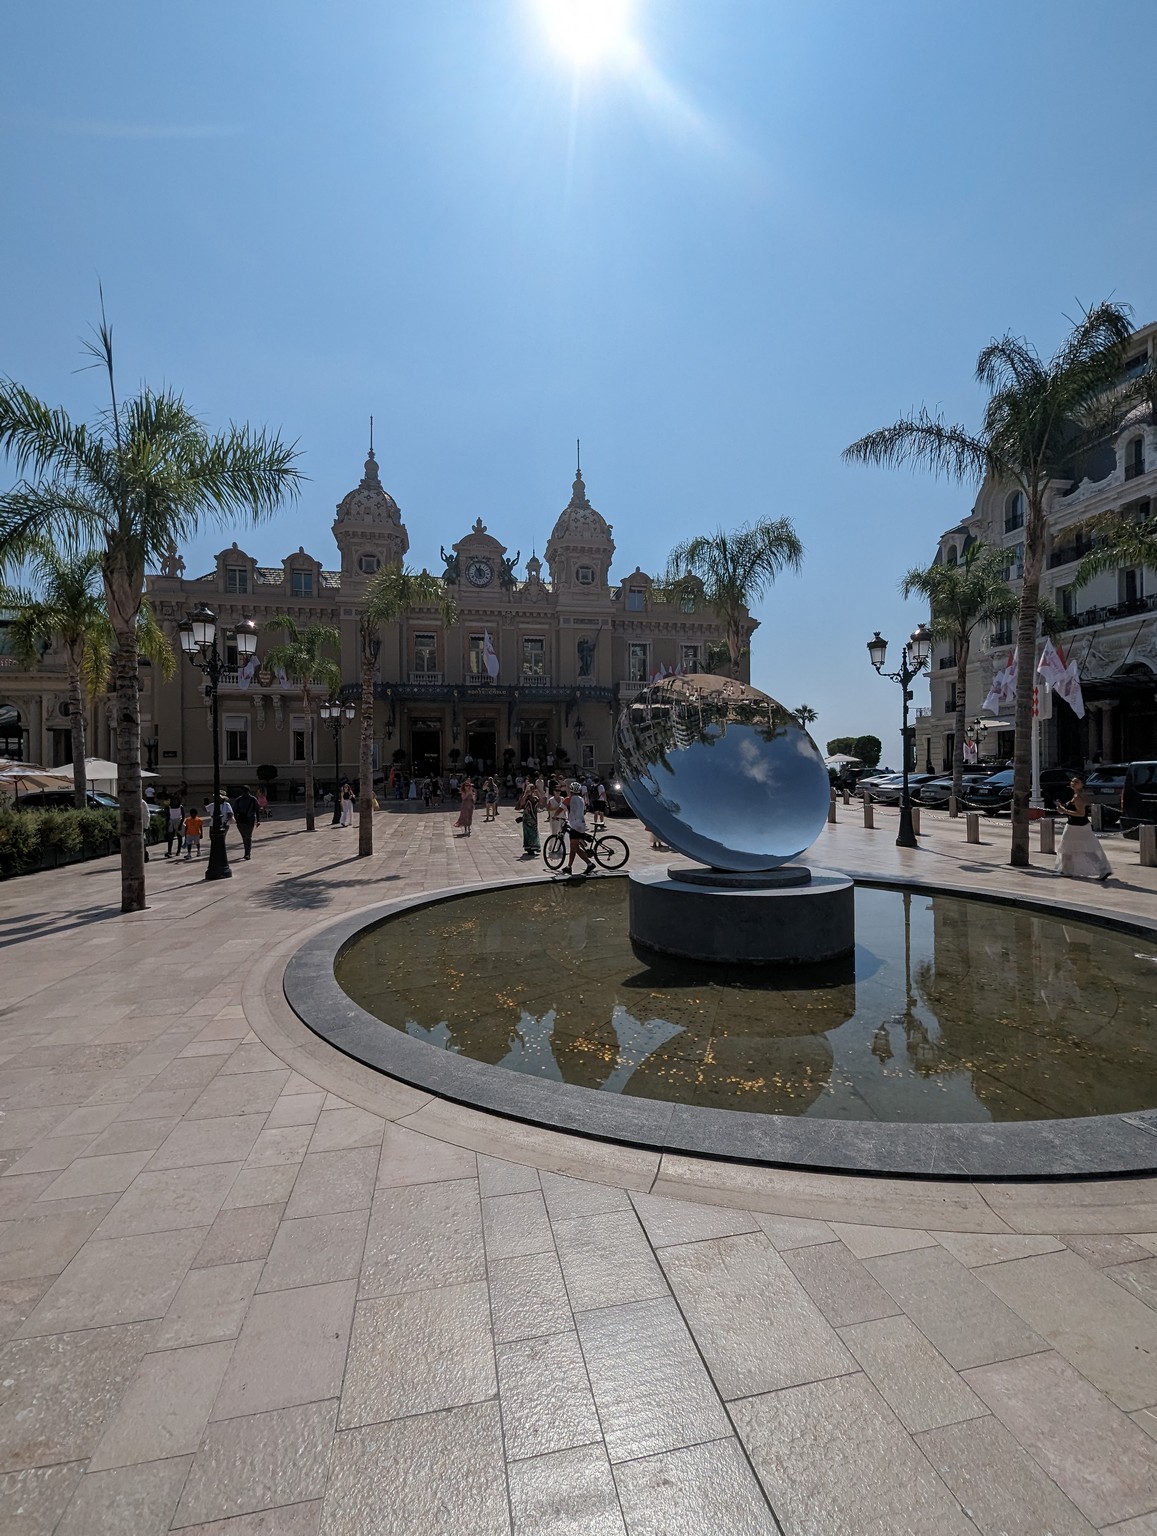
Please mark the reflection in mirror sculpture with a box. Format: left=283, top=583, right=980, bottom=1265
left=614, top=674, right=831, bottom=871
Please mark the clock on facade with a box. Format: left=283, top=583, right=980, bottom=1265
left=466, top=558, right=493, bottom=587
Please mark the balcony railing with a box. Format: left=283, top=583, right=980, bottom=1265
left=1048, top=539, right=1096, bottom=570
left=619, top=681, right=649, bottom=700
left=409, top=670, right=442, bottom=685
left=1065, top=592, right=1157, bottom=629
left=1125, top=459, right=1146, bottom=481
left=990, top=629, right=1014, bottom=649
left=518, top=674, right=553, bottom=688
left=1004, top=514, right=1024, bottom=532
left=914, top=707, right=931, bottom=719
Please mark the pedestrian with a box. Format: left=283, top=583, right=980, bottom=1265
left=256, top=786, right=269, bottom=818
left=1056, top=774, right=1111, bottom=882
left=455, top=777, right=476, bottom=836
left=483, top=776, right=499, bottom=822
left=593, top=778, right=608, bottom=829
left=340, top=783, right=355, bottom=827
left=546, top=778, right=565, bottom=842
left=183, top=807, right=203, bottom=859
left=232, top=783, right=260, bottom=860
left=517, top=774, right=544, bottom=858
left=564, top=780, right=595, bottom=876
left=164, top=793, right=184, bottom=858
left=408, top=777, right=419, bottom=803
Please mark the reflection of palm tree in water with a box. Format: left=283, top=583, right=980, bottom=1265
left=492, top=1005, right=684, bottom=1092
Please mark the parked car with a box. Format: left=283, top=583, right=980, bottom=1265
left=867, top=773, right=941, bottom=806
left=855, top=769, right=900, bottom=797
left=1083, top=764, right=1127, bottom=826
left=14, top=789, right=120, bottom=811
left=1121, top=761, right=1157, bottom=837
left=961, top=767, right=1072, bottom=815
left=605, top=779, right=636, bottom=817
left=913, top=771, right=993, bottom=809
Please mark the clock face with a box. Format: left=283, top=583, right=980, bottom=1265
left=466, top=558, right=493, bottom=588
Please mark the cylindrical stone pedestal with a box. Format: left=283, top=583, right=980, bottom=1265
left=629, top=864, right=855, bottom=966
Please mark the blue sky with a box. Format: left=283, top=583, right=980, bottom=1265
left=3, top=0, right=1156, bottom=757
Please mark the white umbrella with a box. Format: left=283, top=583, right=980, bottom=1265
left=824, top=753, right=861, bottom=767
left=0, top=765, right=74, bottom=794
left=83, top=756, right=158, bottom=789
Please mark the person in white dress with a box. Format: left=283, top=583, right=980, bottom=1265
left=1056, top=774, right=1111, bottom=882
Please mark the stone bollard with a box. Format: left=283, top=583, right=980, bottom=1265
left=828, top=793, right=837, bottom=825
left=966, top=812, right=980, bottom=844
left=842, top=788, right=850, bottom=806
left=1141, top=824, right=1157, bottom=868
left=1090, top=803, right=1104, bottom=832
left=1039, top=817, right=1056, bottom=855
left=948, top=794, right=958, bottom=818
left=863, top=796, right=874, bottom=829
left=910, top=807, right=921, bottom=836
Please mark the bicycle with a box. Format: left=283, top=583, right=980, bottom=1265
left=543, top=824, right=630, bottom=872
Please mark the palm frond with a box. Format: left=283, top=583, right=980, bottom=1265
left=843, top=410, right=994, bottom=484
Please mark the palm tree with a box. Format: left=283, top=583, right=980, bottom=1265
left=663, top=520, right=804, bottom=679
left=1, top=540, right=174, bottom=807
left=0, top=315, right=301, bottom=909
left=355, top=566, right=455, bottom=857
left=794, top=704, right=819, bottom=729
left=900, top=544, right=1018, bottom=811
left=263, top=618, right=341, bottom=832
left=844, top=300, right=1150, bottom=866
left=1073, top=505, right=1157, bottom=592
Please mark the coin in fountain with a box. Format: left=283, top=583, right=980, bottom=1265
left=614, top=674, right=830, bottom=871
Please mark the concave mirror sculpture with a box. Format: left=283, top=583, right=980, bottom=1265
left=614, top=674, right=831, bottom=871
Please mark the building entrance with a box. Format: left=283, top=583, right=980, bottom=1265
left=465, top=722, right=497, bottom=774
left=410, top=721, right=442, bottom=775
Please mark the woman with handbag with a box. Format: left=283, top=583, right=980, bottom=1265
left=516, top=775, right=544, bottom=858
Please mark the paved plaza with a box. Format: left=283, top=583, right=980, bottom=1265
left=1, top=801, right=1157, bottom=1534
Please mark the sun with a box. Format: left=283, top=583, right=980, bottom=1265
left=534, top=0, right=633, bottom=66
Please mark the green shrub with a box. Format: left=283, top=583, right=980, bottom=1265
left=0, top=805, right=120, bottom=877
left=0, top=809, right=41, bottom=876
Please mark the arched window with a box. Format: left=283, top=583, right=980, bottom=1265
left=945, top=545, right=958, bottom=568
left=1125, top=437, right=1145, bottom=481
left=1004, top=491, right=1024, bottom=532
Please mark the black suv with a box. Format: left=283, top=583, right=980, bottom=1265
left=961, top=767, right=1072, bottom=815
left=1121, top=761, right=1157, bottom=836
left=14, top=789, right=119, bottom=811
left=1084, top=764, right=1127, bottom=826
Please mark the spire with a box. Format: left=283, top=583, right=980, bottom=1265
left=369, top=414, right=374, bottom=455
left=576, top=437, right=581, bottom=476
left=570, top=439, right=588, bottom=508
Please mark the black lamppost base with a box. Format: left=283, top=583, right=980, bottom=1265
left=896, top=808, right=919, bottom=849
left=205, top=828, right=233, bottom=880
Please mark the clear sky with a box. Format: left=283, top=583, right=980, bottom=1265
left=3, top=0, right=1155, bottom=759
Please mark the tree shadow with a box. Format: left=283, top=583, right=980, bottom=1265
left=0, top=906, right=122, bottom=949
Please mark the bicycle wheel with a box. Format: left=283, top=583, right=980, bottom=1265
left=594, top=834, right=629, bottom=870
left=543, top=832, right=567, bottom=870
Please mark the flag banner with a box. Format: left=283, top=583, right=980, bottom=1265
left=1037, top=640, right=1068, bottom=691
left=1056, top=660, right=1085, bottom=719
left=483, top=630, right=500, bottom=681
left=981, top=650, right=1016, bottom=714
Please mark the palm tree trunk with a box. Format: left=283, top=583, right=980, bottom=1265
left=727, top=617, right=743, bottom=680
left=303, top=687, right=316, bottom=831
left=1010, top=499, right=1045, bottom=866
left=67, top=645, right=87, bottom=809
left=358, top=625, right=374, bottom=858
left=950, top=633, right=970, bottom=814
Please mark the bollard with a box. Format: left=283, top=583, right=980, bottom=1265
left=1141, top=824, right=1157, bottom=868
left=842, top=788, right=850, bottom=806
left=828, top=793, right=837, bottom=825
left=948, top=794, right=958, bottom=818
left=1090, top=803, right=1104, bottom=832
left=863, top=796, right=874, bottom=829
left=910, top=807, right=921, bottom=836
left=1039, top=818, right=1056, bottom=855
left=966, top=812, right=980, bottom=844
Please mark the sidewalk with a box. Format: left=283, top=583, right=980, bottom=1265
left=0, top=804, right=1155, bottom=1534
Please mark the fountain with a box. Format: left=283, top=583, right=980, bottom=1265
left=615, top=674, right=853, bottom=964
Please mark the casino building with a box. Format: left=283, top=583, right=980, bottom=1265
left=1, top=448, right=749, bottom=794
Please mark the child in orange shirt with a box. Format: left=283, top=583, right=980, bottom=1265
left=183, top=810, right=203, bottom=859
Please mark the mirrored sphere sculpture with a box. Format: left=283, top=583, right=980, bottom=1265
left=614, top=674, right=830, bottom=871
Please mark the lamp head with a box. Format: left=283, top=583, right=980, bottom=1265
left=867, top=631, right=888, bottom=671
left=189, top=604, right=216, bottom=649
left=320, top=700, right=335, bottom=721
left=178, top=621, right=197, bottom=656
left=343, top=701, right=356, bottom=722
left=908, top=623, right=933, bottom=668
left=234, top=617, right=258, bottom=658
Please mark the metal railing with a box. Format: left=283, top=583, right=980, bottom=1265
left=1125, top=460, right=1146, bottom=481
left=409, top=670, right=442, bottom=685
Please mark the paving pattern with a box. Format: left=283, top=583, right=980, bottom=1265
left=0, top=801, right=1156, bottom=1534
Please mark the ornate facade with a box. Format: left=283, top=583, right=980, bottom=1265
left=915, top=322, right=1157, bottom=772
left=0, top=452, right=747, bottom=792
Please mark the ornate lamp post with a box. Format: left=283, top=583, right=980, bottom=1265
left=867, top=623, right=932, bottom=849
left=179, top=605, right=257, bottom=880
left=320, top=697, right=356, bottom=825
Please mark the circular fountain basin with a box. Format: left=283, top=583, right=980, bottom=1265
left=284, top=877, right=1157, bottom=1179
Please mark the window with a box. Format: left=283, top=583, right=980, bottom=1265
left=1124, top=351, right=1150, bottom=380
left=1001, top=542, right=1024, bottom=580
left=358, top=553, right=381, bottom=575
left=626, top=587, right=646, bottom=612
left=225, top=565, right=248, bottom=594
left=224, top=714, right=250, bottom=763
left=49, top=728, right=72, bottom=767
left=413, top=633, right=438, bottom=673
left=1120, top=568, right=1142, bottom=605
left=679, top=593, right=696, bottom=613
left=628, top=642, right=649, bottom=682
left=291, top=715, right=309, bottom=763
left=945, top=545, right=959, bottom=567
left=1004, top=492, right=1024, bottom=533
left=522, top=637, right=545, bottom=677
left=575, top=565, right=595, bottom=585
left=1057, top=583, right=1075, bottom=618
left=225, top=640, right=239, bottom=669
left=291, top=569, right=313, bottom=597
left=467, top=634, right=486, bottom=675
left=679, top=643, right=701, bottom=673
left=581, top=742, right=596, bottom=773
left=1125, top=437, right=1145, bottom=481
left=943, top=683, right=957, bottom=715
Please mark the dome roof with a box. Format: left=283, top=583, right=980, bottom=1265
left=547, top=470, right=613, bottom=548
left=334, top=449, right=402, bottom=527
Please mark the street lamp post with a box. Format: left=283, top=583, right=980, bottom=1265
left=867, top=624, right=932, bottom=849
left=179, top=605, right=258, bottom=881
left=320, top=697, right=356, bottom=825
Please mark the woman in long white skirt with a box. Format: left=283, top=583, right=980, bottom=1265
left=1057, top=774, right=1111, bottom=882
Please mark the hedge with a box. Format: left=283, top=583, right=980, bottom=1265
left=0, top=807, right=121, bottom=878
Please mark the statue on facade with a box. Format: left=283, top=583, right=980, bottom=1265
left=440, top=546, right=460, bottom=583
left=500, top=551, right=520, bottom=589
left=159, top=545, right=185, bottom=578
left=577, top=635, right=596, bottom=677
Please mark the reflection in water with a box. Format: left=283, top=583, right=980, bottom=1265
left=336, top=880, right=1157, bottom=1124
left=614, top=674, right=831, bottom=870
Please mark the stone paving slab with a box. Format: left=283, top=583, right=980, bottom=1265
left=0, top=804, right=1155, bottom=1532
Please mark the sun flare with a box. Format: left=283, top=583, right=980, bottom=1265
left=534, top=0, right=633, bottom=65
